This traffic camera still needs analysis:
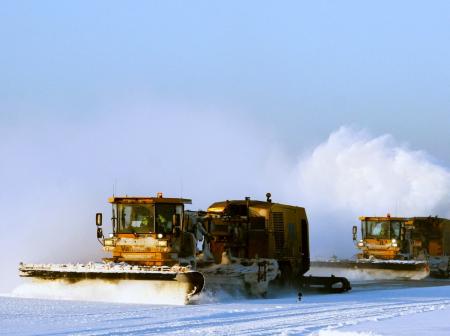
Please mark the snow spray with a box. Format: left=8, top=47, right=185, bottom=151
left=12, top=279, right=191, bottom=305
left=272, top=127, right=450, bottom=259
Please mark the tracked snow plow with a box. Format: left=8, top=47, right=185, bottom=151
left=311, top=215, right=450, bottom=280
left=19, top=195, right=205, bottom=303
left=196, top=194, right=351, bottom=295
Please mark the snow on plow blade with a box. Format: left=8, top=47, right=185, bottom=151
left=18, top=262, right=205, bottom=304
left=310, top=260, right=430, bottom=281
left=199, top=259, right=280, bottom=297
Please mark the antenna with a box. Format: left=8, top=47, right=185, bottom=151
left=113, top=179, right=117, bottom=197
left=180, top=176, right=183, bottom=199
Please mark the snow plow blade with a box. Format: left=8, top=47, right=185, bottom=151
left=310, top=260, right=430, bottom=281
left=18, top=262, right=205, bottom=303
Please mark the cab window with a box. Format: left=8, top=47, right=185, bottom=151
left=156, top=204, right=183, bottom=234
left=117, top=204, right=155, bottom=233
left=391, top=221, right=401, bottom=240
left=365, top=221, right=390, bottom=239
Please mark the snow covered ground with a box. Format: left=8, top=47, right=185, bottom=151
left=1, top=283, right=450, bottom=335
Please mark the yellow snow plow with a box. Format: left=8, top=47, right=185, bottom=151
left=311, top=215, right=450, bottom=280
left=19, top=195, right=205, bottom=303
left=355, top=215, right=450, bottom=278
left=19, top=193, right=351, bottom=304
left=198, top=195, right=351, bottom=294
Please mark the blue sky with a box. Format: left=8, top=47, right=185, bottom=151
left=2, top=1, right=449, bottom=159
left=1, top=1, right=450, bottom=291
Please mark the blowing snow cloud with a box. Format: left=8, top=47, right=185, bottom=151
left=288, top=127, right=450, bottom=258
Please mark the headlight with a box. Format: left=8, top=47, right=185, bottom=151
left=104, top=239, right=115, bottom=246
left=157, top=233, right=163, bottom=239
left=158, top=240, right=168, bottom=247
left=392, top=239, right=397, bottom=243
left=357, top=240, right=364, bottom=247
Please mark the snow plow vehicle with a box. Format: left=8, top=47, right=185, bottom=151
left=312, top=215, right=450, bottom=280
left=19, top=193, right=351, bottom=304
left=19, top=195, right=205, bottom=303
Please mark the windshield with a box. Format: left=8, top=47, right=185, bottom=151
left=363, top=220, right=402, bottom=240
left=155, top=204, right=183, bottom=234
left=117, top=204, right=155, bottom=233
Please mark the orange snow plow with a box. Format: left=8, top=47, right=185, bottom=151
left=19, top=195, right=204, bottom=303
left=311, top=215, right=450, bottom=281
left=199, top=194, right=351, bottom=294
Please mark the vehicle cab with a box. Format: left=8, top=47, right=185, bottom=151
left=354, top=215, right=409, bottom=260
left=96, top=194, right=195, bottom=266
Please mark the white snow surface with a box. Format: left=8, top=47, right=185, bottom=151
left=1, top=283, right=450, bottom=335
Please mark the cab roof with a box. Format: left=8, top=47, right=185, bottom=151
left=108, top=196, right=192, bottom=204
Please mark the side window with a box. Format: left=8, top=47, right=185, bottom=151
left=156, top=204, right=182, bottom=234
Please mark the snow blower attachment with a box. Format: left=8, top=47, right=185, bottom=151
left=198, top=195, right=351, bottom=295
left=19, top=195, right=205, bottom=303
left=311, top=215, right=450, bottom=280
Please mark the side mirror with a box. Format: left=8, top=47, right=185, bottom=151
left=96, top=213, right=102, bottom=226
left=97, top=227, right=103, bottom=239
left=352, top=226, right=357, bottom=241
